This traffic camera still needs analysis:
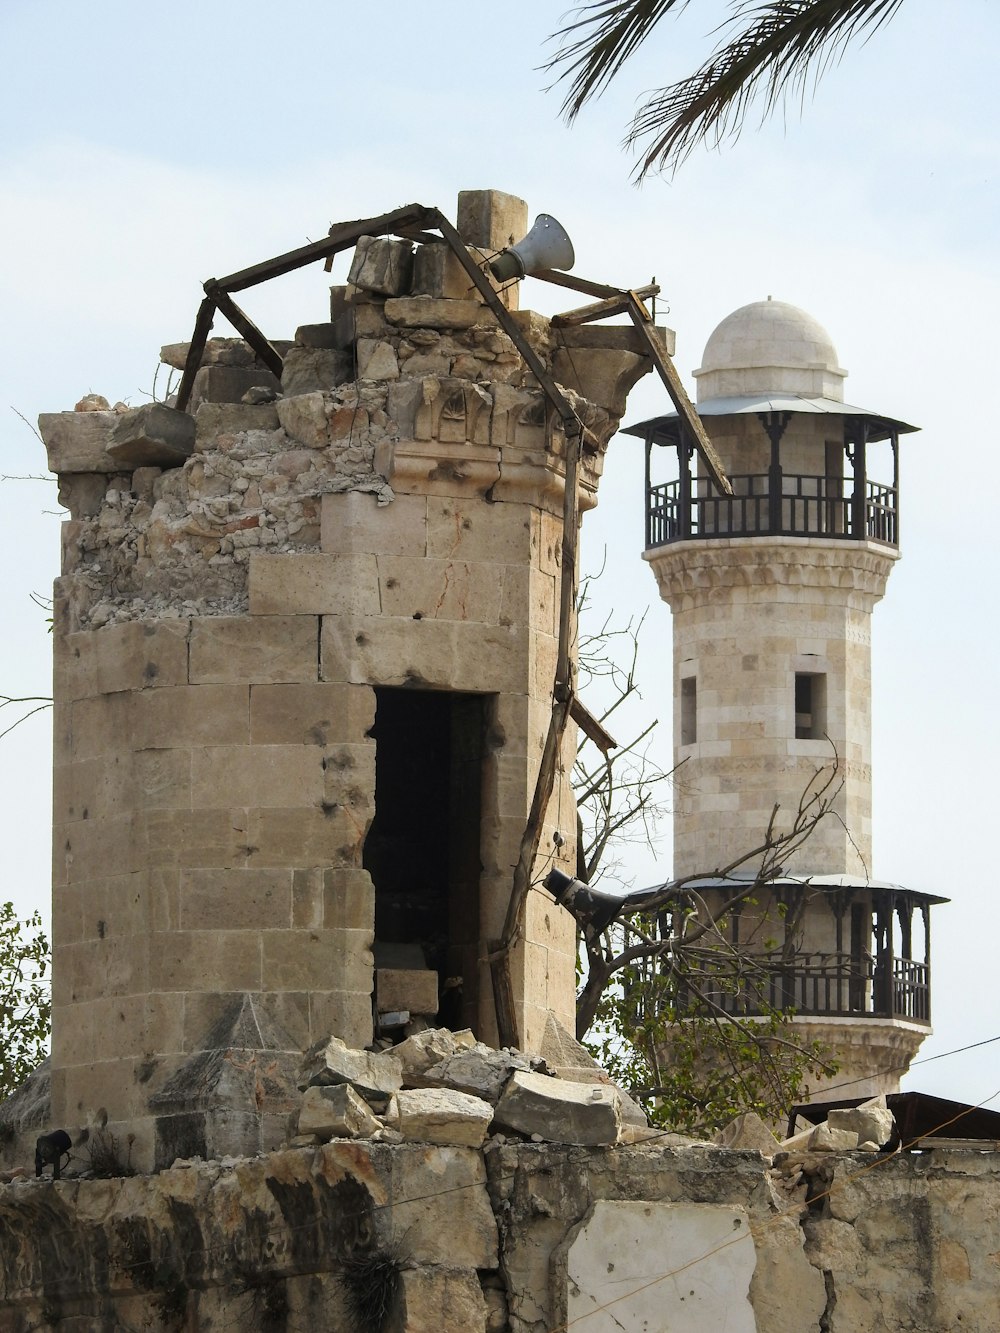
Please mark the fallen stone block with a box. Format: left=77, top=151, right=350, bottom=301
left=808, top=1123, right=859, bottom=1152
left=421, top=1045, right=535, bottom=1105
left=716, top=1111, right=782, bottom=1156
left=106, top=404, right=195, bottom=468
left=298, top=1083, right=382, bottom=1140
left=493, top=1070, right=622, bottom=1146
left=828, top=1097, right=894, bottom=1148
left=393, top=1027, right=477, bottom=1084
left=295, top=322, right=340, bottom=349
left=377, top=968, right=439, bottom=1018
left=348, top=235, right=413, bottom=297
left=299, top=1035, right=403, bottom=1105
left=394, top=1087, right=494, bottom=1149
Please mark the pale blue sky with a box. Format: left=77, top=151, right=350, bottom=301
left=2, top=0, right=998, bottom=1103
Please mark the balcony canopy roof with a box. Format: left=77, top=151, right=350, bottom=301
left=625, top=395, right=919, bottom=449
left=628, top=870, right=948, bottom=907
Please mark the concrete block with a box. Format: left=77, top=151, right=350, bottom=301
left=188, top=615, right=319, bottom=685
left=348, top=235, right=413, bottom=296
left=393, top=1088, right=493, bottom=1149
left=321, top=490, right=427, bottom=557
left=376, top=969, right=439, bottom=1018
left=248, top=552, right=380, bottom=616
left=179, top=867, right=294, bottom=930
left=40, top=411, right=122, bottom=475
left=384, top=297, right=483, bottom=330
left=106, top=404, right=195, bottom=469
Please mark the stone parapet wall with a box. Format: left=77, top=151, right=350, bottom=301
left=1, top=1138, right=997, bottom=1331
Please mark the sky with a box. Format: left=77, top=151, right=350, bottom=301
left=1, top=0, right=998, bottom=1107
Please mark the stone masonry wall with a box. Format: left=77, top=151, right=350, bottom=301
left=40, top=191, right=662, bottom=1171
left=1, top=1137, right=997, bottom=1331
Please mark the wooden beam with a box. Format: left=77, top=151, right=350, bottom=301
left=208, top=286, right=284, bottom=379
left=216, top=203, right=436, bottom=293
left=174, top=297, right=216, bottom=414
left=531, top=268, right=623, bottom=299
left=550, top=283, right=660, bottom=329
left=570, top=697, right=617, bottom=755
left=624, top=291, right=733, bottom=496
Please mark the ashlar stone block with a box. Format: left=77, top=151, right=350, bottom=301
left=179, top=867, right=294, bottom=931
left=321, top=490, right=428, bottom=557
left=57, top=619, right=190, bottom=701
left=106, top=404, right=195, bottom=469
left=249, top=681, right=375, bottom=746
left=39, top=411, right=120, bottom=475
left=248, top=552, right=380, bottom=616
left=376, top=556, right=504, bottom=624
left=188, top=615, right=319, bottom=685
left=457, top=189, right=528, bottom=252
left=348, top=235, right=414, bottom=297
left=384, top=297, right=483, bottom=330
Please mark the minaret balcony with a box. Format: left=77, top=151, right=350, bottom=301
left=646, top=473, right=898, bottom=549
left=679, top=950, right=929, bottom=1026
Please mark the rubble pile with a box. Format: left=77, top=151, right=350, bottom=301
left=289, top=1027, right=655, bottom=1153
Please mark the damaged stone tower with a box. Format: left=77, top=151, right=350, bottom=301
left=40, top=190, right=658, bottom=1169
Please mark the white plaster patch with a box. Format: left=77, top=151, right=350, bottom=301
left=565, top=1200, right=756, bottom=1332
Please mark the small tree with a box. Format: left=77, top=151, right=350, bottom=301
left=0, top=903, right=51, bottom=1099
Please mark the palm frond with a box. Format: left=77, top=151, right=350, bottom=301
left=545, top=1, right=691, bottom=120
left=630, top=0, right=906, bottom=176
left=545, top=1, right=906, bottom=178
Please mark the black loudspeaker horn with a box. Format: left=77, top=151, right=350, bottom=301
left=489, top=214, right=575, bottom=282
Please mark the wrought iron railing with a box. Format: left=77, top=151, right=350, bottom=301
left=647, top=474, right=898, bottom=548
left=677, top=951, right=929, bottom=1025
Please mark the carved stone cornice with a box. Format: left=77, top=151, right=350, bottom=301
left=644, top=537, right=898, bottom=611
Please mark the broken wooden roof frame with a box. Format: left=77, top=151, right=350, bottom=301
left=173, top=201, right=732, bottom=1049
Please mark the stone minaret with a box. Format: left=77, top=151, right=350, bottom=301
left=631, top=299, right=943, bottom=1100
left=39, top=191, right=658, bottom=1168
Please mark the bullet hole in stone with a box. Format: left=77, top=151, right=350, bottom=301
left=413, top=612, right=423, bottom=620
left=97, top=921, right=106, bottom=939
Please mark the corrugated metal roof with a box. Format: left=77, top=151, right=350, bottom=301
left=624, top=394, right=918, bottom=446
left=629, top=870, right=948, bottom=905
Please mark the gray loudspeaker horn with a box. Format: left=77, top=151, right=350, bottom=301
left=489, top=214, right=575, bottom=282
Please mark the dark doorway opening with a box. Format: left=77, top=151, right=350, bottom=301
left=363, top=688, right=487, bottom=1034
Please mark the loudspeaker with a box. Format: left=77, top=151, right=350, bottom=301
left=489, top=214, right=575, bottom=282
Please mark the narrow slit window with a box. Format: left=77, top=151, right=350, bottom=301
left=795, top=672, right=826, bottom=739
left=680, top=676, right=697, bottom=746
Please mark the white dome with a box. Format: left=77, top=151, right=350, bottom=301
left=693, top=299, right=847, bottom=403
